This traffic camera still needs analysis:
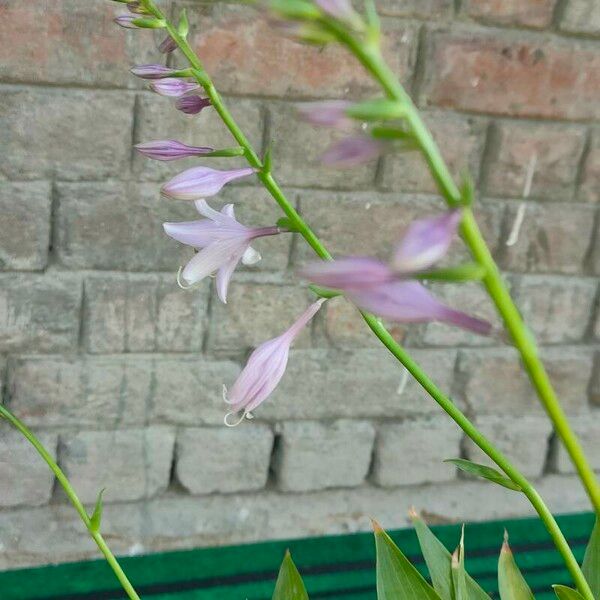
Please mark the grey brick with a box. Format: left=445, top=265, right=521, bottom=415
left=557, top=414, right=600, bottom=473
left=134, top=93, right=263, bottom=181
left=176, top=425, right=274, bottom=494
left=208, top=276, right=312, bottom=355
left=464, top=416, right=552, bottom=479
left=579, top=129, right=600, bottom=203
left=59, top=427, right=175, bottom=504
left=8, top=355, right=239, bottom=428
left=0, top=88, right=133, bottom=180
left=458, top=346, right=594, bottom=416
left=381, top=112, right=486, bottom=195
left=84, top=274, right=209, bottom=353
left=0, top=182, right=51, bottom=271
left=0, top=427, right=57, bottom=507
left=0, top=274, right=81, bottom=353
left=560, top=0, right=600, bottom=35
left=274, top=420, right=375, bottom=492
left=484, top=122, right=586, bottom=201
left=372, top=418, right=462, bottom=487
left=377, top=0, right=452, bottom=17
left=258, top=348, right=458, bottom=421
left=56, top=181, right=195, bottom=271
left=513, top=275, right=597, bottom=344
left=499, top=201, right=596, bottom=274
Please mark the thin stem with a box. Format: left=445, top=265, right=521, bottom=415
left=149, top=4, right=593, bottom=594
left=328, top=22, right=600, bottom=516
left=0, top=405, right=141, bottom=600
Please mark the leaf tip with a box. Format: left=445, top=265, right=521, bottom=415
left=371, top=518, right=384, bottom=533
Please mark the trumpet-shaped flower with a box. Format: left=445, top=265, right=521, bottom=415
left=175, top=95, right=212, bottom=115
left=135, top=140, right=214, bottom=161
left=223, top=299, right=325, bottom=425
left=161, top=166, right=255, bottom=200
left=163, top=200, right=281, bottom=302
left=150, top=78, right=199, bottom=97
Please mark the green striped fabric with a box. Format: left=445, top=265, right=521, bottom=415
left=0, top=512, right=594, bottom=599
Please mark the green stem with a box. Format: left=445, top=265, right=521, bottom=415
left=151, top=5, right=593, bottom=594
left=0, top=405, right=141, bottom=600
left=331, top=24, right=600, bottom=516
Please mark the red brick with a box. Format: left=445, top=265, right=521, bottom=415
left=422, top=30, right=600, bottom=120
left=0, top=0, right=160, bottom=86
left=579, top=129, right=600, bottom=203
left=181, top=3, right=416, bottom=98
left=484, top=121, right=587, bottom=200
left=462, top=0, right=557, bottom=29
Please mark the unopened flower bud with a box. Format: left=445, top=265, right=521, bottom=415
left=321, top=136, right=384, bottom=168
left=130, top=64, right=177, bottom=79
left=150, top=78, right=199, bottom=97
left=297, top=100, right=352, bottom=129
left=114, top=15, right=138, bottom=28
left=135, top=140, right=215, bottom=161
left=176, top=95, right=211, bottom=115
left=159, top=35, right=178, bottom=54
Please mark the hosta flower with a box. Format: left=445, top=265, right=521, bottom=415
left=300, top=211, right=492, bottom=335
left=297, top=100, right=352, bottom=129
left=150, top=78, right=199, bottom=97
left=176, top=95, right=212, bottom=115
left=163, top=200, right=282, bottom=302
left=321, top=136, right=384, bottom=168
left=130, top=64, right=178, bottom=79
left=223, top=299, right=325, bottom=425
left=161, top=166, right=255, bottom=200
left=159, top=35, right=178, bottom=54
left=135, top=140, right=214, bottom=161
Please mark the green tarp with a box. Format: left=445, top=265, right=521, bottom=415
left=0, top=512, right=594, bottom=599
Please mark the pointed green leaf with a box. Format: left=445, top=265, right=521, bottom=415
left=553, top=585, right=585, bottom=600
left=411, top=512, right=491, bottom=600
left=451, top=527, right=467, bottom=600
left=272, top=551, right=309, bottom=600
left=498, top=534, right=534, bottom=600
left=414, top=263, right=486, bottom=283
left=374, top=521, right=441, bottom=600
left=582, top=516, right=600, bottom=598
left=89, top=488, right=105, bottom=534
left=445, top=459, right=521, bottom=492
left=177, top=8, right=189, bottom=37
left=346, top=99, right=407, bottom=121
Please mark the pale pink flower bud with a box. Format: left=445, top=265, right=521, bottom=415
left=130, top=64, right=177, bottom=79
left=150, top=78, right=199, bottom=97
left=135, top=140, right=214, bottom=161
left=321, top=136, right=384, bottom=168
left=161, top=166, right=255, bottom=200
left=114, top=15, right=138, bottom=28
left=297, top=100, right=353, bottom=129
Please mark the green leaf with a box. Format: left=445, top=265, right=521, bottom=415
left=582, top=516, right=600, bottom=598
left=89, top=488, right=105, bottom=534
left=553, top=585, right=586, bottom=600
left=411, top=512, right=491, bottom=600
left=272, top=551, right=309, bottom=600
left=347, top=99, right=407, bottom=121
left=498, top=533, right=534, bottom=600
left=445, top=459, right=521, bottom=492
left=414, top=263, right=487, bottom=283
left=451, top=527, right=467, bottom=600
left=374, top=521, right=441, bottom=600
left=177, top=9, right=189, bottom=37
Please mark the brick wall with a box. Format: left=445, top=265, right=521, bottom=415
left=0, top=0, right=599, bottom=569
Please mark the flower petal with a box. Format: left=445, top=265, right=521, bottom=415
left=181, top=238, right=247, bottom=284
left=321, top=136, right=383, bottom=169
left=299, top=257, right=393, bottom=290
left=216, top=250, right=245, bottom=303
left=162, top=167, right=255, bottom=200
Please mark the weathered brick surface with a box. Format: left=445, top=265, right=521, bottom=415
left=84, top=274, right=209, bottom=353
left=560, top=0, right=600, bottom=35
left=176, top=426, right=274, bottom=494
left=0, top=274, right=81, bottom=353
left=0, top=427, right=57, bottom=507
left=181, top=3, right=417, bottom=98
left=0, top=182, right=51, bottom=271
left=373, top=418, right=462, bottom=487
left=274, top=420, right=375, bottom=492
left=484, top=122, right=587, bottom=201
left=579, top=130, right=600, bottom=203
left=0, top=88, right=134, bottom=180
left=422, top=29, right=600, bottom=120
left=59, top=427, right=175, bottom=503
left=0, top=0, right=161, bottom=87
left=464, top=416, right=553, bottom=478
left=556, top=414, right=600, bottom=473
left=377, top=0, right=453, bottom=18
left=462, top=0, right=557, bottom=28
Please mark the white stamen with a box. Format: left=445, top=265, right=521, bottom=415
left=506, top=153, right=536, bottom=247
left=246, top=412, right=254, bottom=420
left=242, top=246, right=262, bottom=266
left=396, top=367, right=409, bottom=395
left=224, top=411, right=247, bottom=427
left=222, top=384, right=231, bottom=404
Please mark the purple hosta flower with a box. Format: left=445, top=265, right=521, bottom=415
left=164, top=200, right=281, bottom=302
left=130, top=64, right=177, bottom=80
left=223, top=299, right=325, bottom=425
left=159, top=35, right=178, bottom=54
left=297, top=100, right=352, bottom=130
left=176, top=95, right=212, bottom=115
left=150, top=78, right=199, bottom=97
left=321, top=136, right=384, bottom=168
left=135, top=140, right=214, bottom=161
left=161, top=166, right=255, bottom=200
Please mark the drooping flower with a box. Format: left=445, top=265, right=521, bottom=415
left=321, top=135, right=384, bottom=168
left=159, top=35, right=178, bottom=54
left=161, top=166, right=255, bottom=200
left=297, top=100, right=352, bottom=129
left=163, top=200, right=282, bottom=301
left=135, top=140, right=214, bottom=161
left=175, top=95, right=212, bottom=115
left=130, top=64, right=178, bottom=79
left=150, top=78, right=199, bottom=97
left=223, top=299, right=325, bottom=425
